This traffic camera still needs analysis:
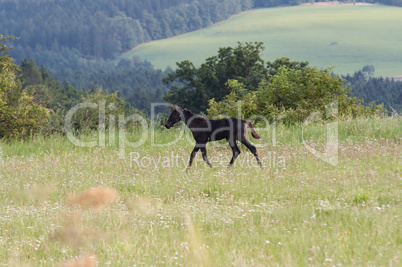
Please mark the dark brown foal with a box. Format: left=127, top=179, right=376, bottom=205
left=165, top=105, right=262, bottom=168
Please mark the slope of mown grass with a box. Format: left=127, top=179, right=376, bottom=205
left=0, top=117, right=401, bottom=265
left=117, top=5, right=402, bottom=76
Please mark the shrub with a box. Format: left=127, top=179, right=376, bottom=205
left=208, top=65, right=386, bottom=124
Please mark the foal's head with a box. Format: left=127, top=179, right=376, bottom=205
left=165, top=105, right=194, bottom=129
left=165, top=106, right=181, bottom=129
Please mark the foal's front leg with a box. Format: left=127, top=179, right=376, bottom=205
left=200, top=144, right=212, bottom=167
left=188, top=143, right=212, bottom=168
left=188, top=146, right=200, bottom=167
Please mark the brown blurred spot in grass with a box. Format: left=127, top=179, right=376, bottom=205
left=67, top=187, right=119, bottom=211
left=62, top=255, right=97, bottom=267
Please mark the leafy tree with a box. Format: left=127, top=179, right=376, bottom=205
left=0, top=35, right=50, bottom=139
left=163, top=42, right=268, bottom=112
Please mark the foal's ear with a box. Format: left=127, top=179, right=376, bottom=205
left=173, top=104, right=182, bottom=112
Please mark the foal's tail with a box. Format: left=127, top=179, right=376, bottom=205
left=247, top=121, right=261, bottom=139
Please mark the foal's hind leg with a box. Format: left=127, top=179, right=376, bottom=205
left=228, top=140, right=241, bottom=167
left=241, top=138, right=262, bottom=167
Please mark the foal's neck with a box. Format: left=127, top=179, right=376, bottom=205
left=182, top=113, right=194, bottom=126
left=182, top=112, right=204, bottom=127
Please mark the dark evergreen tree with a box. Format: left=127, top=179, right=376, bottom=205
left=344, top=70, right=402, bottom=114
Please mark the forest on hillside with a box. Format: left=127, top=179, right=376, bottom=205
left=0, top=0, right=253, bottom=72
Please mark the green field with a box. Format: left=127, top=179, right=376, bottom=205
left=0, top=117, right=401, bottom=265
left=117, top=5, right=402, bottom=77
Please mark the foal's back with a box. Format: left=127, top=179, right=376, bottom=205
left=209, top=117, right=246, bottom=141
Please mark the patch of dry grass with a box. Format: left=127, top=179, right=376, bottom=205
left=67, top=187, right=120, bottom=211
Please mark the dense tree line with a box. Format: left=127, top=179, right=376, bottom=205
left=344, top=70, right=402, bottom=114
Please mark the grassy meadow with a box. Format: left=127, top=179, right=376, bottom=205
left=117, top=5, right=402, bottom=77
left=0, top=116, right=401, bottom=266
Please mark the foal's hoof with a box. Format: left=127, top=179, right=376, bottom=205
left=183, top=166, right=191, bottom=172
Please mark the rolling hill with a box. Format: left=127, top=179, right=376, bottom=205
left=117, top=5, right=402, bottom=77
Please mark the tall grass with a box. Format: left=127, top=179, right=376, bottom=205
left=0, top=117, right=400, bottom=265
